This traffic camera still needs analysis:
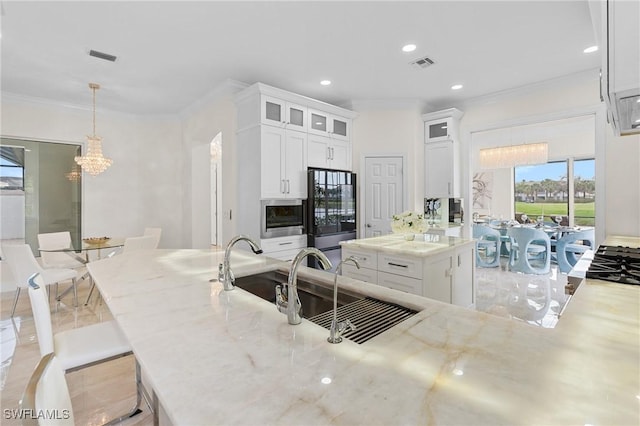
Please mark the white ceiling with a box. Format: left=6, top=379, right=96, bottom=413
left=0, top=1, right=600, bottom=116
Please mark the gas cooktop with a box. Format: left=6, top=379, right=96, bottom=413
left=586, top=245, right=640, bottom=285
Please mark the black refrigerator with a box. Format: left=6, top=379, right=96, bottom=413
left=307, top=168, right=357, bottom=271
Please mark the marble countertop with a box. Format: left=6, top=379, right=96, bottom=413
left=87, top=244, right=639, bottom=426
left=340, top=233, right=475, bottom=256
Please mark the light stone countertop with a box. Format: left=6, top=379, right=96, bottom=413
left=340, top=233, right=475, bottom=257
left=87, top=240, right=639, bottom=426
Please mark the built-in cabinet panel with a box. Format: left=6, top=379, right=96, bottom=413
left=261, top=95, right=308, bottom=132
left=261, top=235, right=307, bottom=261
left=260, top=127, right=307, bottom=199
left=452, top=245, right=475, bottom=306
left=425, top=140, right=459, bottom=198
left=308, top=134, right=351, bottom=170
left=342, top=263, right=378, bottom=284
left=308, top=108, right=351, bottom=141
left=422, top=108, right=463, bottom=199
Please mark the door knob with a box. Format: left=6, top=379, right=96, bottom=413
left=366, top=224, right=372, bottom=228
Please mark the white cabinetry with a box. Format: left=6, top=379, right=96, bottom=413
left=422, top=108, right=464, bottom=199
left=594, top=0, right=640, bottom=136
left=307, top=134, right=351, bottom=170
left=308, top=109, right=351, bottom=141
left=260, top=235, right=307, bottom=261
left=261, top=95, right=308, bottom=132
left=341, top=241, right=475, bottom=307
left=424, top=140, right=459, bottom=198
left=261, top=127, right=307, bottom=199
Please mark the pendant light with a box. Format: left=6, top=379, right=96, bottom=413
left=75, top=83, right=113, bottom=175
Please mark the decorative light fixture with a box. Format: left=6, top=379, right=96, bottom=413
left=75, top=83, right=113, bottom=176
left=479, top=142, right=548, bottom=169
left=65, top=164, right=82, bottom=182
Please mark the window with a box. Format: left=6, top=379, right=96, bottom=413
left=0, top=147, right=25, bottom=190
left=514, top=158, right=595, bottom=226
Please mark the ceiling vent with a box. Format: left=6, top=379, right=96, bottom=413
left=410, top=56, right=435, bottom=69
left=89, top=49, right=117, bottom=62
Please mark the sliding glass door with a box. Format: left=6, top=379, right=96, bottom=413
left=0, top=138, right=81, bottom=254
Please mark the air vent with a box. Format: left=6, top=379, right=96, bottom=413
left=89, top=50, right=117, bottom=62
left=410, top=56, right=435, bottom=69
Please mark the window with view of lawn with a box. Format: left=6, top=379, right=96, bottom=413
left=514, top=158, right=595, bottom=226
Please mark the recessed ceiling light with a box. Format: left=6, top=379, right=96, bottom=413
left=451, top=84, right=463, bottom=90
left=583, top=45, right=598, bottom=54
left=402, top=44, right=417, bottom=53
left=320, top=80, right=331, bottom=86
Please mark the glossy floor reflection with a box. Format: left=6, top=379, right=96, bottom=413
left=0, top=278, right=153, bottom=426
left=475, top=259, right=570, bottom=328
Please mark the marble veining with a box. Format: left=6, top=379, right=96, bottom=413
left=86, top=242, right=640, bottom=426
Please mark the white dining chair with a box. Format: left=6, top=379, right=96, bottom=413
left=2, top=244, right=78, bottom=316
left=473, top=224, right=501, bottom=268
left=143, top=227, right=162, bottom=248
left=28, top=273, right=150, bottom=424
left=37, top=231, right=85, bottom=269
left=123, top=235, right=157, bottom=253
left=21, top=352, right=75, bottom=426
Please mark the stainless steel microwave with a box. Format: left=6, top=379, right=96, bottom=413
left=261, top=199, right=305, bottom=238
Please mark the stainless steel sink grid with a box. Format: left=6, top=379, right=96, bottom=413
left=308, top=298, right=417, bottom=344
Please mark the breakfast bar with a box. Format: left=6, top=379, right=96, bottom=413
left=86, top=238, right=639, bottom=426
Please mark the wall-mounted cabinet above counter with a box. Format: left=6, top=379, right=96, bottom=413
left=591, top=0, right=640, bottom=136
left=422, top=108, right=464, bottom=198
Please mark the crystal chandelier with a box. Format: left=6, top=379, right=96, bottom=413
left=75, top=83, right=113, bottom=176
left=479, top=142, right=548, bottom=169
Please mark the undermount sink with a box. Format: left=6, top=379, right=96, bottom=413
left=234, top=271, right=418, bottom=344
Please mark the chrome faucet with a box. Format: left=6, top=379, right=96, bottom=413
left=327, top=256, right=359, bottom=343
left=276, top=248, right=332, bottom=325
left=218, top=235, right=263, bottom=291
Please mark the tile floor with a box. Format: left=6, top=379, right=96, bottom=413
left=0, top=258, right=571, bottom=425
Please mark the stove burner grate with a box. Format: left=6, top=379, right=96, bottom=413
left=586, top=245, right=640, bottom=286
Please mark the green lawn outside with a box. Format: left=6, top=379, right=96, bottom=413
left=515, top=201, right=595, bottom=226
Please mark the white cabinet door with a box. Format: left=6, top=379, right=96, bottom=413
left=284, top=130, right=307, bottom=198
left=425, top=140, right=457, bottom=198
left=261, top=127, right=306, bottom=199
left=261, top=127, right=286, bottom=199
left=262, top=96, right=307, bottom=132
left=329, top=139, right=351, bottom=170
left=424, top=118, right=453, bottom=143
left=423, top=253, right=452, bottom=304
left=452, top=245, right=474, bottom=307
left=330, top=116, right=350, bottom=141
left=307, top=134, right=331, bottom=168
left=308, top=134, right=351, bottom=171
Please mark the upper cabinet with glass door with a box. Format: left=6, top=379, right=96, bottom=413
left=308, top=108, right=351, bottom=141
left=423, top=108, right=464, bottom=143
left=261, top=95, right=307, bottom=132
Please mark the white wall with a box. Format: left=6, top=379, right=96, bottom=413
left=0, top=97, right=184, bottom=248
left=180, top=87, right=240, bottom=248
left=350, top=104, right=425, bottom=218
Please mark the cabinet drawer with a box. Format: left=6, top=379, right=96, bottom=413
left=341, top=263, right=378, bottom=284
left=260, top=235, right=306, bottom=254
left=377, top=253, right=423, bottom=279
left=377, top=271, right=422, bottom=295
left=342, top=247, right=377, bottom=269
left=264, top=248, right=305, bottom=262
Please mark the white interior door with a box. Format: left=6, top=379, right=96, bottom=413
left=363, top=156, right=404, bottom=238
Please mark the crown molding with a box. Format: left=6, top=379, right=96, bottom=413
left=178, top=78, right=249, bottom=119
left=347, top=98, right=432, bottom=112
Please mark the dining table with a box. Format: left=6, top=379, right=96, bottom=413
left=38, top=237, right=126, bottom=302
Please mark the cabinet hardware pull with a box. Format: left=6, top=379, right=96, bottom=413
left=458, top=255, right=461, bottom=267
left=286, top=179, right=290, bottom=193
left=448, top=182, right=451, bottom=195
left=279, top=242, right=293, bottom=246
left=388, top=262, right=408, bottom=268
left=281, top=179, right=285, bottom=193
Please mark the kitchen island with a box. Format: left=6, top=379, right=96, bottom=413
left=341, top=233, right=475, bottom=307
left=87, top=240, right=639, bottom=426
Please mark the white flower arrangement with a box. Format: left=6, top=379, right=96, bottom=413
left=391, top=211, right=427, bottom=234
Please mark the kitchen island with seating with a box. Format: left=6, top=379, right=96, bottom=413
left=87, top=239, right=639, bottom=425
